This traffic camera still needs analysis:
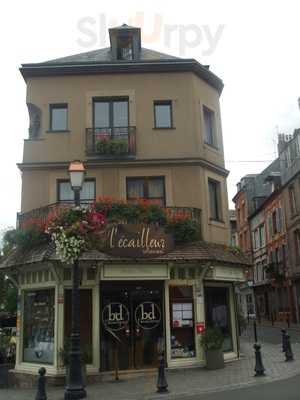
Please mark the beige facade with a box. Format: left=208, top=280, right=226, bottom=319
left=0, top=25, right=252, bottom=384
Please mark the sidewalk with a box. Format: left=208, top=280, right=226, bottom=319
left=255, top=319, right=300, bottom=331
left=2, top=338, right=300, bottom=400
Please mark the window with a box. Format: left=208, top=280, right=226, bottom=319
left=294, top=230, right=300, bottom=260
left=259, top=224, right=266, bottom=247
left=154, top=101, right=173, bottom=128
left=208, top=179, right=222, bottom=221
left=23, top=289, right=55, bottom=364
left=205, top=286, right=233, bottom=352
left=117, top=36, right=133, bottom=60
left=170, top=286, right=195, bottom=359
left=57, top=179, right=96, bottom=203
left=289, top=185, right=297, bottom=216
left=126, top=177, right=165, bottom=206
left=49, top=104, right=68, bottom=131
left=203, top=105, right=216, bottom=147
left=93, top=97, right=129, bottom=131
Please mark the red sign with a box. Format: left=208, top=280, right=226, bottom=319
left=196, top=323, right=205, bottom=334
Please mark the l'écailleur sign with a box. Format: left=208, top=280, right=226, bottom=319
left=105, top=224, right=174, bottom=258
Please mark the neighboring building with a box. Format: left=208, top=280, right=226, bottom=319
left=279, top=129, right=300, bottom=321
left=0, top=24, right=250, bottom=382
left=229, top=210, right=238, bottom=247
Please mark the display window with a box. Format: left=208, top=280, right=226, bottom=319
left=204, top=286, right=233, bottom=352
left=23, top=289, right=55, bottom=364
left=169, top=286, right=196, bottom=359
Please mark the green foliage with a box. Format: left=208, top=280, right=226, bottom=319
left=96, top=139, right=128, bottom=155
left=0, top=275, right=17, bottom=315
left=3, top=226, right=48, bottom=252
left=166, top=219, right=201, bottom=243
left=0, top=335, right=10, bottom=364
left=200, top=327, right=224, bottom=350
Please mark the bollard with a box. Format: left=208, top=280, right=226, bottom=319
left=254, top=343, right=265, bottom=377
left=35, top=367, right=47, bottom=400
left=157, top=351, right=169, bottom=393
left=271, top=312, right=274, bottom=326
left=285, top=334, right=294, bottom=362
left=286, top=314, right=290, bottom=329
left=281, top=329, right=287, bottom=353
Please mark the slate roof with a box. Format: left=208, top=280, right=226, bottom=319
left=0, top=241, right=251, bottom=270
left=44, top=47, right=179, bottom=65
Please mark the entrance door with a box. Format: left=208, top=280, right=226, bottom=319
left=100, top=281, right=164, bottom=371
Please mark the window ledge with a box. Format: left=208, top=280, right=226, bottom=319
left=46, top=129, right=70, bottom=134
left=153, top=127, right=176, bottom=130
left=204, top=142, right=219, bottom=151
left=209, top=218, right=225, bottom=226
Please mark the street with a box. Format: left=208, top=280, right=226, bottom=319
left=183, top=374, right=300, bottom=400
left=242, top=323, right=300, bottom=345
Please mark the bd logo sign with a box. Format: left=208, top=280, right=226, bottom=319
left=102, top=303, right=129, bottom=331
left=135, top=302, right=161, bottom=330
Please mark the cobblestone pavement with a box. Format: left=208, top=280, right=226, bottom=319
left=242, top=322, right=300, bottom=345
left=2, top=338, right=300, bottom=400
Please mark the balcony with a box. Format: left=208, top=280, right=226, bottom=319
left=17, top=203, right=202, bottom=234
left=86, top=127, right=136, bottom=158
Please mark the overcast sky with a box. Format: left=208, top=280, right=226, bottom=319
left=0, top=0, right=299, bottom=233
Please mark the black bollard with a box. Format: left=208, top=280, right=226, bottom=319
left=35, top=367, right=47, bottom=400
left=157, top=351, right=169, bottom=393
left=285, top=334, right=294, bottom=362
left=254, top=343, right=265, bottom=377
left=281, top=329, right=287, bottom=353
left=286, top=314, right=290, bottom=328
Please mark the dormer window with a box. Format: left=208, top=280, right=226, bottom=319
left=117, top=35, right=134, bottom=60
left=109, top=24, right=141, bottom=61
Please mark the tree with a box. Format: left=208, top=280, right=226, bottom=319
left=0, top=227, right=17, bottom=316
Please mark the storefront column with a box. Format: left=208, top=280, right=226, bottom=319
left=91, top=283, right=100, bottom=372
left=15, top=288, right=22, bottom=368
left=194, top=277, right=205, bottom=363
left=164, top=281, right=171, bottom=365
left=56, top=283, right=65, bottom=371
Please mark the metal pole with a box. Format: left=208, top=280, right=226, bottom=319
left=64, top=188, right=86, bottom=400
left=253, top=320, right=258, bottom=343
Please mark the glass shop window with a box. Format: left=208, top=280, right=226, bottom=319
left=169, top=286, right=195, bottom=359
left=204, top=286, right=233, bottom=352
left=23, top=289, right=55, bottom=364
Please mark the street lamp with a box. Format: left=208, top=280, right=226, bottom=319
left=64, top=161, right=87, bottom=400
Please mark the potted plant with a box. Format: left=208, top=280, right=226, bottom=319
left=59, top=340, right=92, bottom=387
left=0, top=334, right=14, bottom=388
left=200, top=327, right=225, bottom=370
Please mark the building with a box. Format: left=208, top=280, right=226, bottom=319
left=279, top=129, right=300, bottom=321
left=0, top=24, right=250, bottom=383
left=233, top=161, right=281, bottom=320
left=229, top=210, right=238, bottom=247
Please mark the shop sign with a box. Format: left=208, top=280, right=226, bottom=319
left=135, top=302, right=161, bottom=330
left=105, top=224, right=174, bottom=258
left=102, top=302, right=129, bottom=331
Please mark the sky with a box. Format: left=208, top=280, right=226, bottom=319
left=0, top=0, right=300, bottom=233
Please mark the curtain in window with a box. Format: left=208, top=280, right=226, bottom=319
left=59, top=182, right=73, bottom=201
left=127, top=179, right=144, bottom=199
left=80, top=181, right=95, bottom=201
left=208, top=181, right=218, bottom=220
left=148, top=179, right=164, bottom=198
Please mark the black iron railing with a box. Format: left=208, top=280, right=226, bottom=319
left=86, top=127, right=136, bottom=156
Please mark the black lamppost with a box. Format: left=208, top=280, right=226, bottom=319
left=64, top=160, right=87, bottom=400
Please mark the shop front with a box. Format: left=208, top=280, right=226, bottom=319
left=0, top=251, right=250, bottom=385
